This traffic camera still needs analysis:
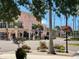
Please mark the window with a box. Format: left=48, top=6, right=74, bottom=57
left=0, top=22, right=6, bottom=28
left=18, top=21, right=23, bottom=28
left=8, top=22, right=14, bottom=28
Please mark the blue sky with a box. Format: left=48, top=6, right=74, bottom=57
left=20, top=6, right=79, bottom=30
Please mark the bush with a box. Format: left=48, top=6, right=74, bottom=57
left=57, top=49, right=65, bottom=53
left=37, top=42, right=48, bottom=50
left=66, top=38, right=79, bottom=41
left=70, top=38, right=79, bottom=41
left=22, top=45, right=31, bottom=52
left=16, top=48, right=26, bottom=59
left=54, top=45, right=65, bottom=53
left=54, top=45, right=64, bottom=50
left=22, top=45, right=31, bottom=50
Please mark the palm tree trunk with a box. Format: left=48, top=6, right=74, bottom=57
left=48, top=0, right=55, bottom=54
left=73, top=16, right=75, bottom=38
left=78, top=20, right=79, bottom=35
left=37, top=19, right=42, bottom=40
left=61, top=16, right=62, bottom=27
left=74, top=16, right=76, bottom=38
left=6, top=22, right=9, bottom=40
left=65, top=15, right=68, bottom=53
left=54, top=14, right=55, bottom=28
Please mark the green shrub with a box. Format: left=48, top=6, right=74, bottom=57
left=57, top=49, right=65, bottom=53
left=16, top=48, right=26, bottom=59
left=70, top=38, right=79, bottom=41
left=69, top=44, right=79, bottom=46
left=54, top=45, right=64, bottom=50
left=22, top=44, right=31, bottom=53
left=22, top=45, right=31, bottom=50
left=66, top=38, right=79, bottom=41
left=54, top=45, right=65, bottom=53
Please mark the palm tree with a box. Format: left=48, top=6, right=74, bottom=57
left=78, top=20, right=79, bottom=35
left=18, top=0, right=46, bottom=40
left=0, top=0, right=20, bottom=40
left=18, top=0, right=56, bottom=54
left=48, top=0, right=56, bottom=54
left=54, top=0, right=79, bottom=53
left=74, top=16, right=76, bottom=38
left=73, top=16, right=75, bottom=38
left=53, top=13, right=55, bottom=28
left=60, top=15, right=62, bottom=27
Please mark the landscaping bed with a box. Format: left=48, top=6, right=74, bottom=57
left=69, top=44, right=79, bottom=46
left=69, top=38, right=79, bottom=41
left=64, top=38, right=79, bottom=41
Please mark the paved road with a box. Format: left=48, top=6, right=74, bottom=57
left=0, top=38, right=79, bottom=53
left=73, top=55, right=79, bottom=59
left=0, top=40, right=18, bottom=53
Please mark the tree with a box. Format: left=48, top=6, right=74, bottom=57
left=32, top=24, right=38, bottom=29
left=73, top=16, right=76, bottom=38
left=31, top=0, right=47, bottom=23
left=53, top=14, right=55, bottom=28
left=30, top=0, right=46, bottom=40
left=18, top=0, right=46, bottom=23
left=32, top=24, right=43, bottom=40
left=0, top=0, right=20, bottom=22
left=47, top=0, right=56, bottom=54
left=55, top=26, right=60, bottom=30
left=0, top=0, right=20, bottom=40
left=54, top=0, right=79, bottom=53
left=18, top=0, right=47, bottom=41
left=18, top=0, right=56, bottom=54
left=78, top=20, right=79, bottom=35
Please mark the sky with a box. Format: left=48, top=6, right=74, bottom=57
left=19, top=5, right=79, bottom=30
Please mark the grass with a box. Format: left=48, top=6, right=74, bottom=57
left=69, top=44, right=79, bottom=46
left=54, top=45, right=65, bottom=53
left=70, top=38, right=79, bottom=41
left=65, top=38, right=79, bottom=41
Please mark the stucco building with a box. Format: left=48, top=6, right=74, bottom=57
left=0, top=12, right=48, bottom=40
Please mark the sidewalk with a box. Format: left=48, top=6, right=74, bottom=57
left=0, top=50, right=76, bottom=59
left=0, top=53, right=72, bottom=59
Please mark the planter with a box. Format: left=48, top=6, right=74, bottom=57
left=39, top=49, right=47, bottom=52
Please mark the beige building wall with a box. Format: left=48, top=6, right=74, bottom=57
left=18, top=12, right=39, bottom=32
left=0, top=12, right=48, bottom=40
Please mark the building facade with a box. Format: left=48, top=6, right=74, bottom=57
left=0, top=12, right=40, bottom=40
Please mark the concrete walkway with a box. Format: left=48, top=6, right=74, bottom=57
left=0, top=53, right=72, bottom=59
left=0, top=50, right=78, bottom=59
left=0, top=50, right=79, bottom=59
left=0, top=38, right=79, bottom=59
